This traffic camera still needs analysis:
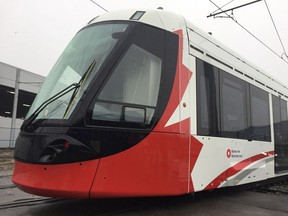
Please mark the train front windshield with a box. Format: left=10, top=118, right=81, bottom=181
left=15, top=19, right=179, bottom=164
left=26, top=23, right=129, bottom=120
left=24, top=20, right=178, bottom=131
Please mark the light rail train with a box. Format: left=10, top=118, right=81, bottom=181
left=12, top=9, right=288, bottom=198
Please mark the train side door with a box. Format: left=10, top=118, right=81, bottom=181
left=272, top=96, right=288, bottom=173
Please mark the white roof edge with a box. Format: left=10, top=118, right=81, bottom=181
left=185, top=19, right=288, bottom=95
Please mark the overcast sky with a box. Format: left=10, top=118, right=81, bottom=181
left=0, top=0, right=288, bottom=85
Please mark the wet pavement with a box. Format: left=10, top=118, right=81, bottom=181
left=1, top=148, right=288, bottom=215
left=1, top=189, right=288, bottom=216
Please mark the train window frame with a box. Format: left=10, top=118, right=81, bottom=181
left=219, top=70, right=249, bottom=139
left=249, top=84, right=271, bottom=141
left=196, top=58, right=272, bottom=142
left=84, top=22, right=179, bottom=129
left=273, top=96, right=288, bottom=173
left=88, top=44, right=162, bottom=128
left=280, top=99, right=288, bottom=144
left=272, top=96, right=281, bottom=144
left=196, top=58, right=220, bottom=136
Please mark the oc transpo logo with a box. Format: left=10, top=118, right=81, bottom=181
left=226, top=148, right=243, bottom=159
left=226, top=149, right=231, bottom=158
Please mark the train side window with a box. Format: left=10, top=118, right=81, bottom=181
left=250, top=85, right=271, bottom=141
left=273, top=97, right=288, bottom=143
left=220, top=72, right=248, bottom=139
left=196, top=59, right=220, bottom=136
left=93, top=44, right=161, bottom=124
left=280, top=99, right=288, bottom=143
left=85, top=23, right=179, bottom=129
left=272, top=96, right=281, bottom=144
left=98, top=44, right=161, bottom=107
left=196, top=58, right=272, bottom=141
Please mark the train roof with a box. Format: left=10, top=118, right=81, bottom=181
left=89, top=8, right=288, bottom=99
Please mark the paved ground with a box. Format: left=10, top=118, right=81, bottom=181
left=0, top=148, right=46, bottom=206
left=1, top=148, right=288, bottom=215
left=1, top=190, right=288, bottom=216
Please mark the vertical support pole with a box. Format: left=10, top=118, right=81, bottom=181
left=9, top=68, right=20, bottom=148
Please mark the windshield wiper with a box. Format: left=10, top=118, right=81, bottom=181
left=63, top=59, right=96, bottom=118
left=21, top=60, right=97, bottom=131
left=21, top=83, right=80, bottom=130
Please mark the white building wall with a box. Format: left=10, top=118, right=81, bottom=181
left=0, top=62, right=45, bottom=148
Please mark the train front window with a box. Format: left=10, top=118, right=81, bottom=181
left=87, top=24, right=166, bottom=128
left=93, top=44, right=161, bottom=123
left=26, top=23, right=129, bottom=120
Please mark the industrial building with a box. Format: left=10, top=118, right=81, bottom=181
left=0, top=62, right=45, bottom=148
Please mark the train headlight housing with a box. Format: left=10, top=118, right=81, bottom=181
left=39, top=138, right=97, bottom=164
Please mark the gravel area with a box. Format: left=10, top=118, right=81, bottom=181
left=256, top=180, right=288, bottom=194
left=0, top=148, right=14, bottom=173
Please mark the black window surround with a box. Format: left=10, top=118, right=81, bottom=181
left=197, top=58, right=271, bottom=142
left=273, top=95, right=288, bottom=172
left=85, top=23, right=179, bottom=130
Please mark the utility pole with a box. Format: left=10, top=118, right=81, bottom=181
left=9, top=69, right=20, bottom=148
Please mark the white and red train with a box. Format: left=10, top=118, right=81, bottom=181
left=13, top=9, right=288, bottom=198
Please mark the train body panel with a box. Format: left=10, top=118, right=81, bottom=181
left=191, top=136, right=274, bottom=191
left=12, top=8, right=288, bottom=198
left=90, top=132, right=189, bottom=198
left=13, top=159, right=99, bottom=198
left=90, top=27, right=192, bottom=198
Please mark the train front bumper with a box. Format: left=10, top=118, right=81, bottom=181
left=12, top=159, right=99, bottom=198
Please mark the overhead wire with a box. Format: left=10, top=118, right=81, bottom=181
left=90, top=0, right=108, bottom=12
left=264, top=0, right=288, bottom=59
left=208, top=0, right=288, bottom=64
left=210, top=0, right=236, bottom=15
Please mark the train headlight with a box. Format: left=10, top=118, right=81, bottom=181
left=38, top=139, right=97, bottom=164
left=39, top=139, right=70, bottom=163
